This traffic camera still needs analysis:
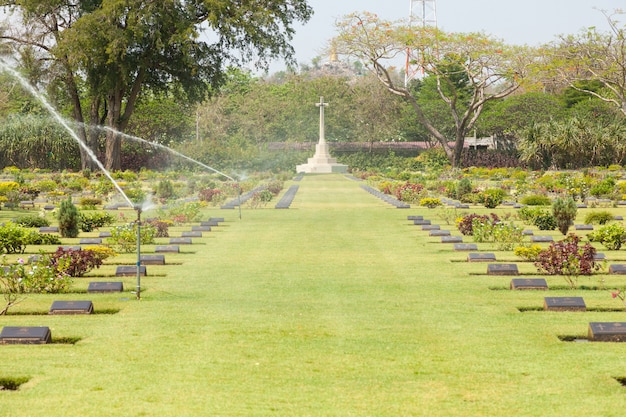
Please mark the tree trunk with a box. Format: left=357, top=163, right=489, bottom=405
left=105, top=89, right=123, bottom=171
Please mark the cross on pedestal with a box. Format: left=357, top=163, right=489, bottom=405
left=316, top=96, right=328, bottom=144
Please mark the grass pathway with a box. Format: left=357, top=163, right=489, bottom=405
left=3, top=174, right=626, bottom=416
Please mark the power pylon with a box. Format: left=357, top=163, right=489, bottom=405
left=405, top=0, right=438, bottom=86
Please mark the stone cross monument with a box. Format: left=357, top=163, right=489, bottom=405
left=295, top=96, right=348, bottom=174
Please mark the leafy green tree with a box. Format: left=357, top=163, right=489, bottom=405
left=0, top=0, right=313, bottom=170
left=476, top=92, right=566, bottom=137
left=549, top=10, right=626, bottom=115
left=332, top=12, right=534, bottom=166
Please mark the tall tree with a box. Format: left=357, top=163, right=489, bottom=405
left=0, top=0, right=312, bottom=170
left=332, top=12, right=533, bottom=166
left=549, top=10, right=626, bottom=116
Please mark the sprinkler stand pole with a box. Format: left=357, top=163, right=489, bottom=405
left=135, top=206, right=142, bottom=300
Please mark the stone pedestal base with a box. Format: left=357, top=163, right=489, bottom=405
left=296, top=142, right=348, bottom=174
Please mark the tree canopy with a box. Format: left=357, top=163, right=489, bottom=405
left=332, top=12, right=535, bottom=166
left=0, top=0, right=312, bottom=170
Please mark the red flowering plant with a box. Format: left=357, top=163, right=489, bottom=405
left=534, top=234, right=601, bottom=289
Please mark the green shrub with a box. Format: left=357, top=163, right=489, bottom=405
left=419, top=197, right=442, bottom=208
left=491, top=222, right=524, bottom=251
left=124, top=187, right=146, bottom=204
left=24, top=231, right=62, bottom=246
left=155, top=179, right=176, bottom=200
left=160, top=201, right=202, bottom=224
left=79, top=197, right=103, bottom=207
left=31, top=179, right=58, bottom=193
left=57, top=196, right=79, bottom=238
left=456, top=178, right=472, bottom=200
left=79, top=211, right=115, bottom=232
left=590, top=177, right=616, bottom=198
left=518, top=206, right=546, bottom=224
left=14, top=214, right=50, bottom=228
left=588, top=223, right=626, bottom=250
left=480, top=188, right=506, bottom=209
left=0, top=222, right=27, bottom=254
left=0, top=255, right=72, bottom=294
left=519, top=194, right=551, bottom=206
left=514, top=244, right=543, bottom=262
left=584, top=211, right=614, bottom=225
left=533, top=213, right=557, bottom=231
left=552, top=197, right=577, bottom=235
left=108, top=223, right=156, bottom=253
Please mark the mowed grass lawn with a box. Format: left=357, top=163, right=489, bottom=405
left=3, top=174, right=626, bottom=416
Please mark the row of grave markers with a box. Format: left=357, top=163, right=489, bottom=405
left=0, top=217, right=226, bottom=344
left=407, top=214, right=626, bottom=342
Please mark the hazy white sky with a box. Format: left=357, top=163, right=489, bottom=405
left=268, top=0, right=624, bottom=71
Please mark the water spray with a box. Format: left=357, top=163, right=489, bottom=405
left=98, top=126, right=243, bottom=219
left=0, top=60, right=135, bottom=209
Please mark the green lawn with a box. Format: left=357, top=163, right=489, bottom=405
left=2, top=174, right=626, bottom=416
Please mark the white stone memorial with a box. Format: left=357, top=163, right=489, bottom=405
left=296, top=97, right=348, bottom=174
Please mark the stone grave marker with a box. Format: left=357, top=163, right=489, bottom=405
left=615, top=215, right=624, bottom=221
left=115, top=266, right=147, bottom=277
left=413, top=219, right=431, bottom=226
left=453, top=243, right=478, bottom=251
left=99, top=231, right=112, bottom=238
left=49, top=300, right=94, bottom=315
left=609, top=264, right=626, bottom=274
left=200, top=220, right=219, bottom=227
left=575, top=224, right=594, bottom=231
left=140, top=255, right=165, bottom=265
left=522, top=230, right=534, bottom=236
left=544, top=297, right=586, bottom=311
left=0, top=326, right=52, bottom=344
left=588, top=322, right=626, bottom=342
left=441, top=236, right=463, bottom=243
left=61, top=245, right=82, bottom=252
left=429, top=230, right=451, bottom=237
left=531, top=236, right=554, bottom=243
left=209, top=217, right=225, bottom=223
left=192, top=226, right=212, bottom=232
left=87, top=282, right=123, bottom=293
left=510, top=278, right=548, bottom=290
left=487, top=264, right=519, bottom=275
left=421, top=225, right=440, bottom=231
left=169, top=237, right=192, bottom=245
left=28, top=254, right=44, bottom=264
left=155, top=245, right=180, bottom=253
left=79, top=238, right=102, bottom=245
left=181, top=231, right=202, bottom=238
left=407, top=215, right=423, bottom=221
left=43, top=205, right=56, bottom=211
left=19, top=200, right=34, bottom=209
left=594, top=253, right=606, bottom=261
left=576, top=203, right=587, bottom=209
left=39, top=226, right=59, bottom=233
left=468, top=253, right=496, bottom=262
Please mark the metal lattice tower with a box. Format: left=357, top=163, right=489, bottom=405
left=405, top=0, right=438, bottom=85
